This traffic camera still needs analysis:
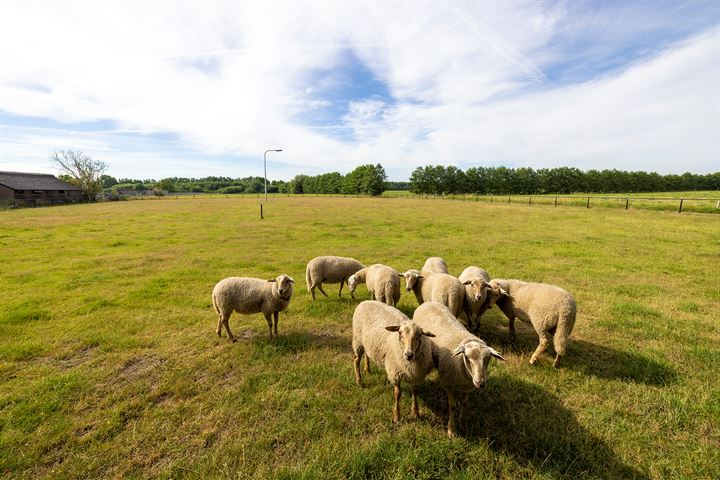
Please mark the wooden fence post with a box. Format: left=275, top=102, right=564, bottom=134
left=678, top=199, right=684, bottom=213
left=529, top=196, right=532, bottom=206
left=260, top=203, right=264, bottom=219
left=586, top=197, right=590, bottom=208
left=625, top=198, right=629, bottom=210
left=554, top=196, right=558, bottom=207
left=490, top=195, right=493, bottom=204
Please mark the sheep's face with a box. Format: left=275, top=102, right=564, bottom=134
left=400, top=270, right=422, bottom=291
left=347, top=274, right=358, bottom=295
left=482, top=282, right=509, bottom=310
left=454, top=341, right=504, bottom=389
left=462, top=279, right=490, bottom=303
left=386, top=322, right=435, bottom=361
left=271, top=274, right=295, bottom=298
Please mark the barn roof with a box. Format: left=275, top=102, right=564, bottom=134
left=0, top=171, right=82, bottom=191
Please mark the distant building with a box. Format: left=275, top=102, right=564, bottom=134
left=0, top=171, right=84, bottom=206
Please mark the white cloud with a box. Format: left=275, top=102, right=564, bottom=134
left=0, top=1, right=717, bottom=179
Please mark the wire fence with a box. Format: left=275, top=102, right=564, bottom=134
left=5, top=191, right=720, bottom=214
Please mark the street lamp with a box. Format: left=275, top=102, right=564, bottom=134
left=263, top=149, right=283, bottom=203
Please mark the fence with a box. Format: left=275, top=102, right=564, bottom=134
left=4, top=192, right=719, bottom=214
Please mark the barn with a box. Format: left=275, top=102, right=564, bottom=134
left=0, top=171, right=84, bottom=207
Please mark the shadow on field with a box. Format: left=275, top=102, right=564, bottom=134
left=249, top=330, right=348, bottom=358
left=418, top=376, right=648, bottom=479
left=479, top=322, right=676, bottom=386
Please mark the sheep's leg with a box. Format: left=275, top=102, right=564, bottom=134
left=317, top=283, right=329, bottom=298
left=393, top=384, right=401, bottom=423
left=216, top=314, right=223, bottom=338
left=272, top=311, right=279, bottom=337
left=457, top=393, right=469, bottom=431
left=222, top=313, right=236, bottom=342
left=509, top=316, right=516, bottom=338
left=310, top=286, right=316, bottom=301
left=411, top=386, right=420, bottom=418
left=553, top=354, right=563, bottom=368
left=353, top=347, right=364, bottom=387
left=338, top=280, right=344, bottom=298
left=264, top=312, right=274, bottom=339
left=364, top=354, right=370, bottom=373
left=530, top=333, right=550, bottom=364
left=446, top=390, right=458, bottom=439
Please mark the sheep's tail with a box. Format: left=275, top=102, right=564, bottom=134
left=447, top=292, right=461, bottom=318
left=554, top=300, right=577, bottom=356
left=385, top=283, right=395, bottom=306
left=211, top=291, right=220, bottom=315
left=305, top=266, right=312, bottom=291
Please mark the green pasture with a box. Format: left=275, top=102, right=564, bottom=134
left=0, top=197, right=718, bottom=479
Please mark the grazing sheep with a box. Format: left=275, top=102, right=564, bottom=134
left=412, top=302, right=504, bottom=439
left=400, top=269, right=465, bottom=318
left=422, top=257, right=449, bottom=274
left=352, top=301, right=436, bottom=422
left=458, top=266, right=492, bottom=333
left=348, top=264, right=401, bottom=306
left=305, top=256, right=365, bottom=300
left=212, top=274, right=294, bottom=341
left=489, top=279, right=577, bottom=367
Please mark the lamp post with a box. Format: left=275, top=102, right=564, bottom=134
left=263, top=149, right=283, bottom=203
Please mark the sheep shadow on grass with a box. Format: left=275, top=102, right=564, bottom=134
left=478, top=319, right=676, bottom=386
left=249, top=330, right=349, bottom=359
left=417, top=375, right=649, bottom=479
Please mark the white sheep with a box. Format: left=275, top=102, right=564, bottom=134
left=352, top=300, right=436, bottom=423
left=412, top=301, right=504, bottom=439
left=212, top=274, right=294, bottom=341
left=347, top=264, right=401, bottom=306
left=489, top=279, right=577, bottom=367
left=458, top=266, right=492, bottom=333
left=305, top=256, right=365, bottom=300
left=400, top=269, right=465, bottom=318
left=421, top=257, right=450, bottom=274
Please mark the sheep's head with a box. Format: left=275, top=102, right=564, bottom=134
left=462, top=279, right=491, bottom=303
left=347, top=274, right=359, bottom=295
left=453, top=341, right=504, bottom=389
left=386, top=321, right=435, bottom=361
left=483, top=280, right=510, bottom=310
left=399, top=269, right=422, bottom=291
left=269, top=274, right=295, bottom=299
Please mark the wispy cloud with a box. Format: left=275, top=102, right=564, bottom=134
left=0, top=1, right=717, bottom=179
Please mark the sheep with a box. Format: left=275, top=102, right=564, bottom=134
left=347, top=264, right=401, bottom=306
left=305, top=256, right=365, bottom=300
left=489, top=279, right=577, bottom=368
left=352, top=300, right=436, bottom=423
left=458, top=266, right=492, bottom=333
left=400, top=269, right=465, bottom=318
left=412, top=301, right=505, bottom=439
left=421, top=256, right=449, bottom=274
left=212, top=274, right=294, bottom=341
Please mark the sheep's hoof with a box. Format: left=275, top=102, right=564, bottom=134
left=447, top=429, right=457, bottom=439
left=529, top=357, right=537, bottom=365
left=229, top=337, right=237, bottom=343
left=553, top=356, right=563, bottom=368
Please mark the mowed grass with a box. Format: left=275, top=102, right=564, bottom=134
left=0, top=197, right=718, bottom=479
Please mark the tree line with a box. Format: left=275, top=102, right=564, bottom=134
left=103, top=163, right=389, bottom=196
left=409, top=166, right=719, bottom=195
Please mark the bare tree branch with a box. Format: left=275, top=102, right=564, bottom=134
left=51, top=149, right=108, bottom=202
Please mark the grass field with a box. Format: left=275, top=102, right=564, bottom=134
left=1, top=197, right=718, bottom=479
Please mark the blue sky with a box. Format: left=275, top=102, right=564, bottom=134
left=0, top=1, right=718, bottom=181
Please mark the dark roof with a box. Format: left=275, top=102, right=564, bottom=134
left=0, top=171, right=82, bottom=191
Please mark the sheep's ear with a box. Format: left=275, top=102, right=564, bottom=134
left=488, top=347, right=505, bottom=361
left=499, top=288, right=509, bottom=296
left=287, top=277, right=295, bottom=284
left=267, top=279, right=276, bottom=282
left=483, top=281, right=492, bottom=288
left=422, top=330, right=436, bottom=337
left=385, top=325, right=400, bottom=332
left=462, top=280, right=471, bottom=285
left=398, top=272, right=405, bottom=278
left=417, top=275, right=424, bottom=279
left=453, top=346, right=465, bottom=356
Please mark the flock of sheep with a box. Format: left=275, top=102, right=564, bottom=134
left=211, top=255, right=577, bottom=438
